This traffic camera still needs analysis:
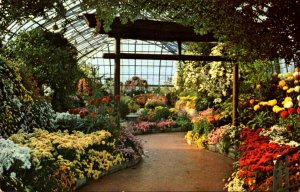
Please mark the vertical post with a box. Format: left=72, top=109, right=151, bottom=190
left=232, top=63, right=238, bottom=126
left=285, top=156, right=290, bottom=190
left=178, top=41, right=182, bottom=56
left=114, top=37, right=121, bottom=127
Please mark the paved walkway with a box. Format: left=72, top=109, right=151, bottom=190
left=79, top=132, right=234, bottom=192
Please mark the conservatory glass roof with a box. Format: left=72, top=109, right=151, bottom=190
left=2, top=0, right=180, bottom=86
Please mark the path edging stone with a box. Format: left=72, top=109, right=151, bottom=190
left=76, top=156, right=142, bottom=189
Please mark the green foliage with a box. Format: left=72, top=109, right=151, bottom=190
left=154, top=106, right=170, bottom=121
left=246, top=111, right=277, bottom=129
left=80, top=0, right=300, bottom=63
left=192, top=118, right=212, bottom=136
left=175, top=116, right=192, bottom=130
left=5, top=28, right=84, bottom=111
left=53, top=112, right=85, bottom=132
left=0, top=0, right=65, bottom=42
left=239, top=60, right=280, bottom=101
left=278, top=114, right=300, bottom=138
left=119, top=96, right=135, bottom=119
left=145, top=100, right=166, bottom=109
left=0, top=56, right=55, bottom=138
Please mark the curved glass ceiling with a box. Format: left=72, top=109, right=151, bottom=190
left=2, top=0, right=182, bottom=86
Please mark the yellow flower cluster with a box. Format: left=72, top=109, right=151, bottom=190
left=253, top=99, right=277, bottom=111
left=254, top=69, right=300, bottom=113
left=179, top=95, right=198, bottom=102
left=277, top=69, right=300, bottom=94
left=10, top=128, right=125, bottom=190
left=82, top=149, right=124, bottom=179
left=9, top=129, right=115, bottom=167
left=168, top=108, right=177, bottom=113
left=184, top=131, right=207, bottom=148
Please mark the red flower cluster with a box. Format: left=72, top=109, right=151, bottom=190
left=280, top=107, right=300, bottom=118
left=238, top=128, right=294, bottom=190
left=90, top=96, right=112, bottom=105
left=68, top=108, right=80, bottom=114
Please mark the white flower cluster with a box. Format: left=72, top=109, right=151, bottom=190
left=54, top=112, right=80, bottom=122
left=42, top=84, right=54, bottom=97
left=174, top=44, right=233, bottom=98
left=225, top=170, right=247, bottom=192
left=0, top=138, right=31, bottom=175
left=259, top=125, right=299, bottom=147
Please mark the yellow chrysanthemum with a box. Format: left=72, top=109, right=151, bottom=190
left=272, top=105, right=285, bottom=113
left=254, top=105, right=260, bottom=111
left=259, top=101, right=268, bottom=106
left=267, top=99, right=277, bottom=106
left=287, top=88, right=295, bottom=94
left=282, top=97, right=293, bottom=105
left=283, top=86, right=289, bottom=90
left=278, top=80, right=286, bottom=87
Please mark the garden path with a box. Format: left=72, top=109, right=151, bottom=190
left=78, top=132, right=234, bottom=191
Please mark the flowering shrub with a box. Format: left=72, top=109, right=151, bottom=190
left=68, top=94, right=120, bottom=135
left=0, top=57, right=55, bottom=138
left=259, top=125, right=299, bottom=147
left=7, top=128, right=125, bottom=191
left=207, top=124, right=232, bottom=145
left=225, top=169, right=247, bottom=192
left=132, top=119, right=175, bottom=133
left=252, top=69, right=300, bottom=118
left=133, top=121, right=156, bottom=132
left=0, top=138, right=31, bottom=191
left=184, top=131, right=207, bottom=148
left=173, top=44, right=233, bottom=98
left=156, top=119, right=175, bottom=129
left=116, top=127, right=144, bottom=160
left=225, top=128, right=300, bottom=191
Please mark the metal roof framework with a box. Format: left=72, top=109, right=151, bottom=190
left=2, top=0, right=183, bottom=86
left=2, top=0, right=180, bottom=61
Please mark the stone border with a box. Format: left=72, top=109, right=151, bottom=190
left=76, top=156, right=142, bottom=189
left=206, top=144, right=238, bottom=160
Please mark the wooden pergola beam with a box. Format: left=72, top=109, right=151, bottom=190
left=83, top=14, right=217, bottom=42
left=83, top=14, right=239, bottom=126
left=103, top=53, right=229, bottom=61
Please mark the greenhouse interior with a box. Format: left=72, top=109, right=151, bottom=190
left=0, top=1, right=300, bottom=192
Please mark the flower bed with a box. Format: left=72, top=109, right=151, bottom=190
left=131, top=119, right=177, bottom=134
left=225, top=128, right=300, bottom=191
left=0, top=127, right=143, bottom=192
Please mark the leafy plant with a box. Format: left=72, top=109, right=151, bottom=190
left=154, top=106, right=170, bottom=121
left=246, top=111, right=277, bottom=129
left=5, top=28, right=84, bottom=111
left=119, top=95, right=134, bottom=119
left=175, top=116, right=192, bottom=130
left=0, top=57, right=55, bottom=138
left=192, top=118, right=212, bottom=136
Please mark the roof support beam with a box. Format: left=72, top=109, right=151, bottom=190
left=103, top=53, right=229, bottom=61
left=83, top=14, right=217, bottom=42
